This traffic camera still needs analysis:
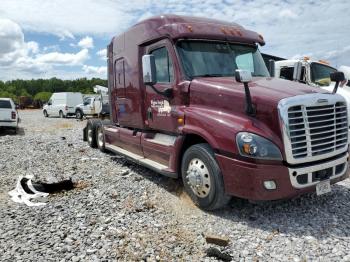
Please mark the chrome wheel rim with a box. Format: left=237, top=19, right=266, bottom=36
left=87, top=128, right=93, bottom=143
left=186, top=158, right=211, bottom=198
left=97, top=128, right=104, bottom=148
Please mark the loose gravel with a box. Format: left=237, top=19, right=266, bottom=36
left=1, top=110, right=350, bottom=261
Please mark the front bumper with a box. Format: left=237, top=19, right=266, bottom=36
left=216, top=153, right=349, bottom=201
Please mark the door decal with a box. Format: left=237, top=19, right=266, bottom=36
left=150, top=99, right=172, bottom=116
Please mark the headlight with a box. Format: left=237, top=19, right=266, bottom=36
left=236, top=132, right=282, bottom=160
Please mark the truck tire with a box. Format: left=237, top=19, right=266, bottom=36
left=59, top=111, right=64, bottom=118
left=181, top=143, right=231, bottom=210
left=96, top=124, right=106, bottom=152
left=86, top=121, right=97, bottom=148
left=43, top=110, right=48, bottom=117
left=76, top=109, right=83, bottom=120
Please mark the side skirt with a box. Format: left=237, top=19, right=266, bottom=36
left=105, top=143, right=178, bottom=179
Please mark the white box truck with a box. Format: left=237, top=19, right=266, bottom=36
left=74, top=94, right=109, bottom=119
left=43, top=92, right=83, bottom=118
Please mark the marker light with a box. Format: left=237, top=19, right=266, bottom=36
left=318, top=60, right=330, bottom=65
left=177, top=117, right=184, bottom=125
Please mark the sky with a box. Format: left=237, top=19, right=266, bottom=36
left=0, top=0, right=349, bottom=81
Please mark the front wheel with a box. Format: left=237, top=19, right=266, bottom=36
left=181, top=143, right=231, bottom=210
left=76, top=110, right=83, bottom=120
left=43, top=110, right=48, bottom=117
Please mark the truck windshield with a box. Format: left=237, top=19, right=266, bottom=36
left=311, top=62, right=337, bottom=86
left=176, top=40, right=269, bottom=78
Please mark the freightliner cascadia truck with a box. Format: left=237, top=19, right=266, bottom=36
left=84, top=15, right=349, bottom=210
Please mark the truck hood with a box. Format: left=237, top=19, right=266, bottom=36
left=190, top=76, right=327, bottom=105
left=188, top=76, right=332, bottom=145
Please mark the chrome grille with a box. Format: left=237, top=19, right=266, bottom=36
left=288, top=102, right=348, bottom=159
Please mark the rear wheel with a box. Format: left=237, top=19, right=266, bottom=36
left=76, top=109, right=83, bottom=120
left=96, top=125, right=106, bottom=152
left=181, top=143, right=231, bottom=210
left=43, top=110, right=48, bottom=117
left=87, top=122, right=97, bottom=148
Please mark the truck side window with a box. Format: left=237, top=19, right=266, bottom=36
left=150, top=47, right=174, bottom=83
left=280, top=66, right=306, bottom=82
left=280, top=67, right=294, bottom=81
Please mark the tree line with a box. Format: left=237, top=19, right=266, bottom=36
left=0, top=78, right=108, bottom=103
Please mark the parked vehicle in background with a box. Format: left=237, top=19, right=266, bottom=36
left=75, top=93, right=110, bottom=119
left=272, top=58, right=350, bottom=125
left=0, top=98, right=19, bottom=133
left=84, top=15, right=349, bottom=210
left=43, top=92, right=83, bottom=118
left=18, top=96, right=42, bottom=109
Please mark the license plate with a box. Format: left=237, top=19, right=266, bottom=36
left=316, top=180, right=331, bottom=196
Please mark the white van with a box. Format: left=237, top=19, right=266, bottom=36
left=43, top=92, right=83, bottom=118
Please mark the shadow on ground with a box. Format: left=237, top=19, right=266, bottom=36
left=110, top=154, right=350, bottom=240
left=0, top=127, right=25, bottom=136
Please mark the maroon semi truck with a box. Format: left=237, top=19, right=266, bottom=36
left=84, top=15, right=349, bottom=210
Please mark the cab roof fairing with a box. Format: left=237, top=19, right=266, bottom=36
left=109, top=14, right=265, bottom=51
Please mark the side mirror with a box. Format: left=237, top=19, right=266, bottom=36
left=235, top=69, right=255, bottom=116
left=331, top=71, right=346, bottom=94
left=48, top=102, right=52, bottom=106
left=293, top=61, right=303, bottom=81
left=235, top=70, right=252, bottom=83
left=330, top=71, right=345, bottom=82
left=268, top=59, right=275, bottom=77
left=142, top=55, right=157, bottom=85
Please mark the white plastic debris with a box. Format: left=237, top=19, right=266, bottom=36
left=8, top=176, right=49, bottom=207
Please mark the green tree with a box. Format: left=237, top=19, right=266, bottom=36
left=34, top=92, right=52, bottom=102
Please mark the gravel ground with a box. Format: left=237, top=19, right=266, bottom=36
left=1, top=109, right=350, bottom=261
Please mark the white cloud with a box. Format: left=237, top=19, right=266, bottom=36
left=82, top=65, right=107, bottom=75
left=36, top=49, right=89, bottom=65
left=0, top=0, right=134, bottom=37
left=96, top=48, right=107, bottom=60
left=278, top=9, right=298, bottom=19
left=0, top=18, right=92, bottom=79
left=27, top=41, right=39, bottom=54
left=0, top=18, right=25, bottom=64
left=78, top=36, right=94, bottom=49
left=0, top=0, right=349, bottom=79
